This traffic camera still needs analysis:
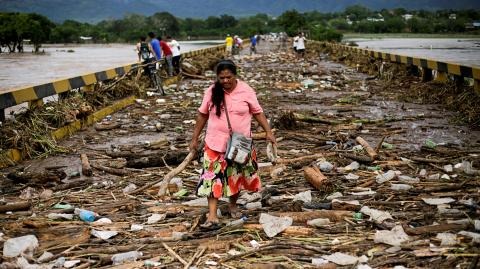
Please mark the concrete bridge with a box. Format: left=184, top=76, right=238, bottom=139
left=0, top=41, right=479, bottom=268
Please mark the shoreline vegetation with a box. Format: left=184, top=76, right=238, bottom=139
left=1, top=4, right=479, bottom=53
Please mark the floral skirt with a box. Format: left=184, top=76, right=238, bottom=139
left=196, top=144, right=261, bottom=198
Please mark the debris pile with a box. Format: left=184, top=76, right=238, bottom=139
left=1, top=41, right=479, bottom=268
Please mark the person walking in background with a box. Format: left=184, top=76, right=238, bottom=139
left=250, top=35, right=257, bottom=55
left=148, top=32, right=162, bottom=62
left=136, top=36, right=152, bottom=76
left=189, top=60, right=276, bottom=228
left=296, top=32, right=306, bottom=58
left=167, top=35, right=181, bottom=75
left=293, top=33, right=299, bottom=53
left=225, top=34, right=233, bottom=56
left=159, top=36, right=174, bottom=77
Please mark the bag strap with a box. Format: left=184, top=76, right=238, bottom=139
left=223, top=95, right=233, bottom=135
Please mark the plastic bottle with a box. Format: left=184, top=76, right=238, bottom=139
left=111, top=251, right=143, bottom=265
left=74, top=208, right=98, bottom=222
left=225, top=216, right=247, bottom=228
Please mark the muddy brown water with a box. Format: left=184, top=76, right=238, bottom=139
left=0, top=41, right=222, bottom=92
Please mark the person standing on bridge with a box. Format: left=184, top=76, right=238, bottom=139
left=167, top=36, right=181, bottom=75
left=225, top=34, right=233, bottom=56
left=189, top=60, right=276, bottom=229
left=148, top=32, right=162, bottom=69
left=158, top=36, right=174, bottom=77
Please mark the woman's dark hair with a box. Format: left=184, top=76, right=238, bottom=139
left=212, top=60, right=237, bottom=117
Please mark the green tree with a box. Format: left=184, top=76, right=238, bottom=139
left=148, top=12, right=180, bottom=37
left=277, top=9, right=307, bottom=36
left=344, top=5, right=371, bottom=21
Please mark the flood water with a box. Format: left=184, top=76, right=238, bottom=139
left=0, top=41, right=222, bottom=93
left=346, top=38, right=480, bottom=67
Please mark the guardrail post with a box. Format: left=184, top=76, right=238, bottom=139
left=475, top=79, right=480, bottom=94
left=0, top=109, right=5, bottom=122
left=422, top=68, right=432, bottom=82
left=28, top=99, right=44, bottom=110
left=435, top=71, right=448, bottom=82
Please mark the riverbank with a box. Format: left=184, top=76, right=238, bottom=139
left=344, top=33, right=480, bottom=39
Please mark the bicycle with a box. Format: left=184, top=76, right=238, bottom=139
left=143, top=58, right=165, bottom=95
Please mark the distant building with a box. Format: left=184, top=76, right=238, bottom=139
left=474, top=21, right=480, bottom=27
left=402, top=14, right=413, bottom=20
left=449, top=14, right=457, bottom=20
left=80, top=36, right=93, bottom=43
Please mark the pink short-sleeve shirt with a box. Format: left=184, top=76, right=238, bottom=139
left=198, top=80, right=263, bottom=152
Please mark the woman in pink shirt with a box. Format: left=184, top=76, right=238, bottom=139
left=190, top=60, right=276, bottom=228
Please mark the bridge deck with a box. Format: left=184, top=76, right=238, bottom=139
left=1, top=41, right=479, bottom=268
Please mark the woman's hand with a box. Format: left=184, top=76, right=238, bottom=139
left=265, top=131, right=277, bottom=145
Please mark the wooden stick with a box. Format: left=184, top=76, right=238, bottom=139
left=128, top=150, right=196, bottom=195
left=94, top=122, right=120, bottom=131
left=356, top=136, right=378, bottom=160
left=303, top=166, right=328, bottom=190
left=184, top=247, right=206, bottom=269
left=91, top=163, right=129, bottom=176
left=243, top=224, right=314, bottom=236
left=252, top=129, right=277, bottom=140
left=80, top=154, right=93, bottom=177
left=162, top=242, right=188, bottom=266
left=0, top=201, right=31, bottom=213
left=273, top=210, right=352, bottom=222
left=276, top=152, right=336, bottom=165
left=157, top=150, right=196, bottom=196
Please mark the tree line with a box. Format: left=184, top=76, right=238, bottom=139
left=1, top=5, right=479, bottom=53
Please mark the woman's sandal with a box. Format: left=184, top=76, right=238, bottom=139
left=200, top=220, right=221, bottom=230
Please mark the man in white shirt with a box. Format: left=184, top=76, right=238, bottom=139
left=167, top=36, right=181, bottom=75
left=296, top=32, right=306, bottom=58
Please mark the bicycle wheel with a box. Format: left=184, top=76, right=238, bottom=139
left=154, top=73, right=165, bottom=95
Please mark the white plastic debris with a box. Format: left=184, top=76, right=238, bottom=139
left=398, top=175, right=420, bottom=183
left=345, top=173, right=360, bottom=180
left=47, top=213, right=74, bottom=220
left=245, top=201, right=262, bottom=209
left=374, top=225, right=410, bottom=246
left=376, top=170, right=396, bottom=183
left=250, top=240, right=260, bottom=249
left=357, top=265, right=373, bottom=269
left=360, top=206, right=393, bottom=224
left=436, top=233, right=457, bottom=246
left=122, top=183, right=137, bottom=193
left=91, top=230, right=118, bottom=240
left=307, top=218, right=331, bottom=227
left=3, top=235, right=39, bottom=258
left=293, top=190, right=312, bottom=203
left=64, top=260, right=81, bottom=268
left=419, top=169, right=427, bottom=178
left=205, top=260, right=218, bottom=266
left=458, top=231, right=480, bottom=243
left=147, top=213, right=166, bottom=224
left=441, top=174, right=450, bottom=180
left=321, top=252, right=362, bottom=266
left=318, top=161, right=334, bottom=172
left=37, top=251, right=54, bottom=263
left=475, top=220, right=480, bottom=231
left=444, top=164, right=453, bottom=173
left=259, top=213, right=293, bottom=237
left=421, top=197, right=455, bottom=205
left=182, top=197, right=208, bottom=207
left=326, top=192, right=343, bottom=200
left=345, top=161, right=360, bottom=171
left=332, top=238, right=341, bottom=245
left=428, top=173, right=440, bottom=180
left=111, top=251, right=143, bottom=265
left=93, top=218, right=112, bottom=225
left=130, top=224, right=144, bottom=231
left=390, top=184, right=412, bottom=191
left=312, top=258, right=329, bottom=265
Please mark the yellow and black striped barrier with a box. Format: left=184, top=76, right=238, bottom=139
left=0, top=44, right=225, bottom=120
left=0, top=43, right=225, bottom=167
left=322, top=42, right=480, bottom=91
